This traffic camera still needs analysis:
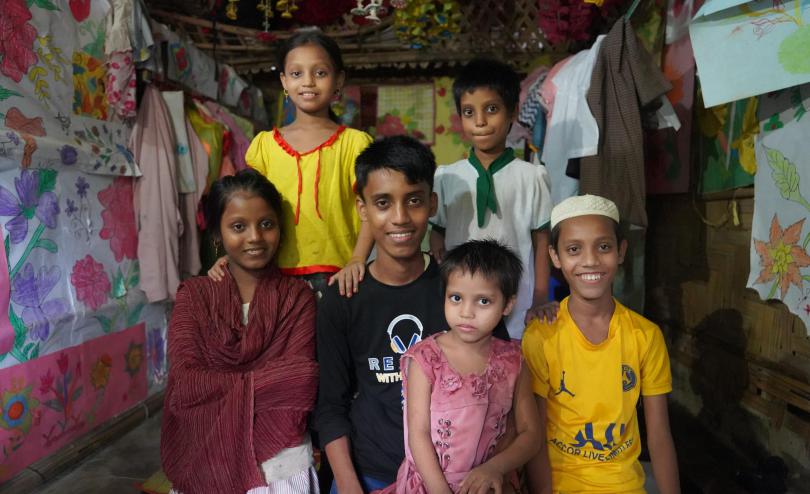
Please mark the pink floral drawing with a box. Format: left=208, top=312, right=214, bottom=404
left=0, top=0, right=38, bottom=83
left=70, top=255, right=110, bottom=311
left=98, top=178, right=137, bottom=262
left=377, top=114, right=408, bottom=136
left=39, top=353, right=85, bottom=446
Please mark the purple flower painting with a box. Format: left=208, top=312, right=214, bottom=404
left=75, top=176, right=89, bottom=198
left=11, top=263, right=67, bottom=341
left=59, top=145, right=78, bottom=166
left=0, top=169, right=59, bottom=244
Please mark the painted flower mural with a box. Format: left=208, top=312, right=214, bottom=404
left=89, top=354, right=112, bottom=390
left=40, top=353, right=85, bottom=445
left=72, top=52, right=108, bottom=120
left=0, top=0, right=38, bottom=83
left=98, top=177, right=137, bottom=262
left=0, top=169, right=59, bottom=244
left=753, top=215, right=810, bottom=299
left=70, top=255, right=110, bottom=311
left=69, top=0, right=91, bottom=22
left=59, top=145, right=78, bottom=166
left=0, top=380, right=39, bottom=434
left=10, top=263, right=67, bottom=341
left=124, top=341, right=143, bottom=378
left=0, top=169, right=60, bottom=362
left=147, top=328, right=165, bottom=385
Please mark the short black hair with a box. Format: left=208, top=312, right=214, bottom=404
left=355, top=135, right=436, bottom=200
left=277, top=29, right=344, bottom=74
left=205, top=169, right=283, bottom=240
left=549, top=218, right=624, bottom=252
left=452, top=58, right=521, bottom=115
left=440, top=239, right=523, bottom=300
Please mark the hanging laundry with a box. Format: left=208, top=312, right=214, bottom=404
left=579, top=18, right=671, bottom=228
left=187, top=103, right=225, bottom=191
left=179, top=117, right=210, bottom=279
left=131, top=0, right=155, bottom=68
left=161, top=91, right=197, bottom=193
left=217, top=65, right=250, bottom=109
left=541, top=35, right=605, bottom=205
left=205, top=101, right=251, bottom=171
left=131, top=86, right=182, bottom=302
left=105, top=0, right=137, bottom=120
left=518, top=67, right=549, bottom=131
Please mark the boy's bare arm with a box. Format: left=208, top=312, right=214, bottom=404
left=643, top=394, right=681, bottom=494
left=329, top=221, right=374, bottom=297
left=324, top=436, right=364, bottom=494
left=526, top=395, right=552, bottom=494
left=526, top=229, right=559, bottom=324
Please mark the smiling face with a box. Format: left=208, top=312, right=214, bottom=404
left=459, top=87, right=512, bottom=156
left=218, top=192, right=281, bottom=278
left=444, top=269, right=515, bottom=344
left=279, top=42, right=344, bottom=116
left=357, top=168, right=436, bottom=265
left=549, top=215, right=627, bottom=304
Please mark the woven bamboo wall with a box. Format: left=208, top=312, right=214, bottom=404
left=646, top=192, right=810, bottom=473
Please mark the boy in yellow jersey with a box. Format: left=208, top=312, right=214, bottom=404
left=522, top=195, right=680, bottom=494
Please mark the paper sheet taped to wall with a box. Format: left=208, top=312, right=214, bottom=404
left=690, top=0, right=810, bottom=107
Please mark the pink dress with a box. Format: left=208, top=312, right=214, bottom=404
left=380, top=333, right=522, bottom=493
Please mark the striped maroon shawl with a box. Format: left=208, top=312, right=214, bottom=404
left=161, top=268, right=318, bottom=493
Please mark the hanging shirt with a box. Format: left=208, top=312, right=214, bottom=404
left=245, top=126, right=372, bottom=275
left=541, top=35, right=605, bottom=205
left=161, top=91, right=197, bottom=194
left=186, top=103, right=225, bottom=192
left=579, top=19, right=672, bottom=227
left=131, top=86, right=182, bottom=302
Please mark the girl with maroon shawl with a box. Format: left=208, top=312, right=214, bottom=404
left=161, top=169, right=319, bottom=494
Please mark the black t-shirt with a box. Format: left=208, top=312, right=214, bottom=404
left=314, top=255, right=508, bottom=482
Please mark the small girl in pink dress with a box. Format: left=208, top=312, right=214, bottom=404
left=379, top=240, right=543, bottom=494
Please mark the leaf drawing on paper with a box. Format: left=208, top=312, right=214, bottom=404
left=767, top=147, right=810, bottom=211
left=738, top=1, right=810, bottom=73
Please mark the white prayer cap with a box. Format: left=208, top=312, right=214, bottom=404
left=550, top=195, right=620, bottom=229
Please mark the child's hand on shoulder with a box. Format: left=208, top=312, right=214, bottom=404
left=459, top=463, right=504, bottom=494
left=328, top=258, right=366, bottom=297
left=207, top=256, right=229, bottom=282
left=525, top=300, right=560, bottom=325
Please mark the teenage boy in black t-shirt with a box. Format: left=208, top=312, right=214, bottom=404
left=315, top=136, right=507, bottom=493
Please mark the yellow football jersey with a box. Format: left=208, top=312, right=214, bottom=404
left=522, top=298, right=672, bottom=493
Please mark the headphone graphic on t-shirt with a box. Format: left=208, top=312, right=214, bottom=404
left=386, top=314, right=424, bottom=354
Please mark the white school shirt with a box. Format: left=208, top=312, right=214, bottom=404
left=541, top=35, right=605, bottom=205
left=431, top=157, right=553, bottom=339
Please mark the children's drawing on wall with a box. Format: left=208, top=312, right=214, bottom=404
left=748, top=83, right=810, bottom=334
left=691, top=0, right=810, bottom=106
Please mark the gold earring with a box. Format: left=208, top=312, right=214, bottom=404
left=214, top=241, right=221, bottom=258
left=283, top=89, right=289, bottom=101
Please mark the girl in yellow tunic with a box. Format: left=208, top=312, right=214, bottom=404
left=212, top=31, right=373, bottom=294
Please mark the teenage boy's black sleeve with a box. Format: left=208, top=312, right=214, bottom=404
left=314, top=289, right=355, bottom=448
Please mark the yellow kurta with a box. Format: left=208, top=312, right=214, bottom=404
left=245, top=126, right=372, bottom=275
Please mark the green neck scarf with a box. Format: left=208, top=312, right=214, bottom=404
left=469, top=147, right=515, bottom=227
